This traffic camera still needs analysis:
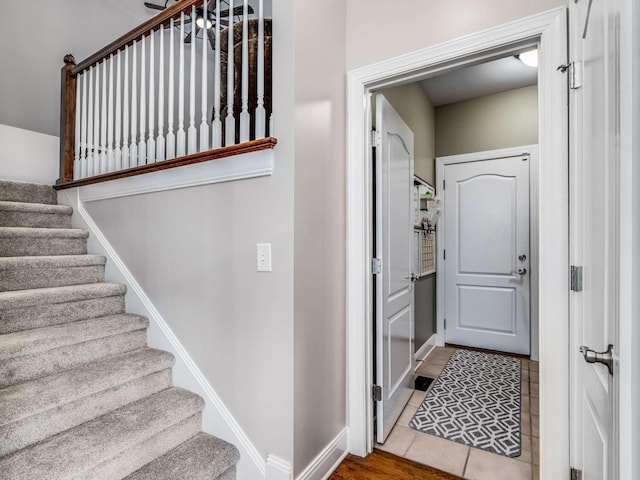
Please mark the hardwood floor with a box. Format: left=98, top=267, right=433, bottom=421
left=329, top=450, right=464, bottom=480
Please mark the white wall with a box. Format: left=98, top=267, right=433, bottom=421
left=0, top=0, right=146, bottom=137
left=346, top=0, right=566, bottom=70
left=293, top=0, right=348, bottom=476
left=0, top=124, right=59, bottom=184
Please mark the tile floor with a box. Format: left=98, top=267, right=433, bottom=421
left=377, top=347, right=540, bottom=480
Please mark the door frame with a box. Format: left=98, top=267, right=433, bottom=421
left=435, top=145, right=539, bottom=359
left=346, top=7, right=569, bottom=479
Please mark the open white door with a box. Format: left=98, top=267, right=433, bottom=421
left=442, top=154, right=530, bottom=355
left=570, top=0, right=620, bottom=478
left=374, top=94, right=415, bottom=443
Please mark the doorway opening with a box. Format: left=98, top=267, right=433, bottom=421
left=346, top=7, right=569, bottom=480
left=371, top=50, right=540, bottom=478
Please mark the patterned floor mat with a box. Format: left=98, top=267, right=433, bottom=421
left=409, top=349, right=521, bottom=457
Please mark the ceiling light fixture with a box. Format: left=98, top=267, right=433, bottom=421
left=195, top=15, right=213, bottom=29
left=518, top=49, right=538, bottom=68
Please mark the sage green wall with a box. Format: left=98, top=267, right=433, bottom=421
left=435, top=85, right=538, bottom=157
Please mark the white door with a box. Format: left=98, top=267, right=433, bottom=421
left=570, top=0, right=619, bottom=477
left=443, top=155, right=530, bottom=355
left=374, top=94, right=415, bottom=443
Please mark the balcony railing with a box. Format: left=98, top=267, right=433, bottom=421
left=57, top=0, right=274, bottom=188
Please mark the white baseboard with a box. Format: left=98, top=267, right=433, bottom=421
left=57, top=188, right=270, bottom=480
left=266, top=455, right=293, bottom=480
left=296, top=428, right=349, bottom=480
left=415, top=334, right=437, bottom=363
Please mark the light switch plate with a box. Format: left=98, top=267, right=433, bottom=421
left=257, top=243, right=272, bottom=272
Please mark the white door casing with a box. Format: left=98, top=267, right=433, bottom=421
left=346, top=10, right=569, bottom=477
left=442, top=154, right=530, bottom=355
left=570, top=0, right=620, bottom=477
left=374, top=94, right=415, bottom=443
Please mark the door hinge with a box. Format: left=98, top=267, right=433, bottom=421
left=443, top=179, right=446, bottom=190
left=570, top=467, right=582, bottom=480
left=371, top=130, right=381, bottom=147
left=372, top=385, right=382, bottom=402
left=372, top=258, right=382, bottom=275
left=559, top=62, right=583, bottom=89
left=571, top=265, right=583, bottom=292
left=443, top=249, right=446, bottom=260
left=444, top=318, right=446, bottom=329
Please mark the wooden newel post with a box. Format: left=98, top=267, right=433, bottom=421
left=58, top=54, right=77, bottom=185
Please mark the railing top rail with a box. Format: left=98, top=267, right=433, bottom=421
left=72, top=0, right=201, bottom=75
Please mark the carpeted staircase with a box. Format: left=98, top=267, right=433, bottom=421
left=0, top=179, right=240, bottom=479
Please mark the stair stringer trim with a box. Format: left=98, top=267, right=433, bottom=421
left=57, top=188, right=268, bottom=480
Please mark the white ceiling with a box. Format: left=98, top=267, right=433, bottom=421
left=419, top=54, right=538, bottom=107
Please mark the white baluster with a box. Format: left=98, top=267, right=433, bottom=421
left=177, top=12, right=186, bottom=157
left=107, top=55, right=115, bottom=172
left=255, top=0, right=266, bottom=138
left=269, top=113, right=274, bottom=137
left=87, top=67, right=94, bottom=178
left=157, top=24, right=166, bottom=162
left=188, top=5, right=197, bottom=154
left=148, top=32, right=156, bottom=163
left=239, top=0, right=249, bottom=142
left=165, top=18, right=176, bottom=159
left=139, top=35, right=147, bottom=165
left=74, top=73, right=81, bottom=180
left=115, top=51, right=123, bottom=171
left=212, top=0, right=222, bottom=147
left=93, top=64, right=101, bottom=175
left=80, top=72, right=88, bottom=179
left=131, top=41, right=139, bottom=167
left=199, top=0, right=210, bottom=151
left=100, top=60, right=108, bottom=174
left=225, top=0, right=235, bottom=146
left=167, top=19, right=176, bottom=160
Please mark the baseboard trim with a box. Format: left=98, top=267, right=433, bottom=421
left=415, top=334, right=437, bottom=363
left=296, top=428, right=349, bottom=480
left=67, top=189, right=267, bottom=479
left=266, top=455, right=293, bottom=480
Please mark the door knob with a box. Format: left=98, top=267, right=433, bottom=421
left=517, top=268, right=527, bottom=275
left=404, top=273, right=418, bottom=282
left=519, top=254, right=527, bottom=262
left=580, top=344, right=614, bottom=376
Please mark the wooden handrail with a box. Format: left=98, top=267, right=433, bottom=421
left=53, top=137, right=277, bottom=190
left=72, top=0, right=201, bottom=75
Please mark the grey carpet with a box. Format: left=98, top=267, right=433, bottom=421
left=0, top=180, right=239, bottom=479
left=0, top=201, right=72, bottom=228
left=409, top=349, right=522, bottom=457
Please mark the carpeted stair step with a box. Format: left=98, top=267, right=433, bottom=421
left=0, top=347, right=174, bottom=426
left=0, top=227, right=88, bottom=257
left=0, top=348, right=175, bottom=456
left=0, top=387, right=205, bottom=480
left=0, top=255, right=106, bottom=292
left=125, top=432, right=240, bottom=480
left=0, top=201, right=72, bottom=228
left=0, top=180, right=57, bottom=205
left=0, top=314, right=149, bottom=387
left=0, top=283, right=126, bottom=334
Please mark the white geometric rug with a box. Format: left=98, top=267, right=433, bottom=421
left=409, top=349, right=522, bottom=457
